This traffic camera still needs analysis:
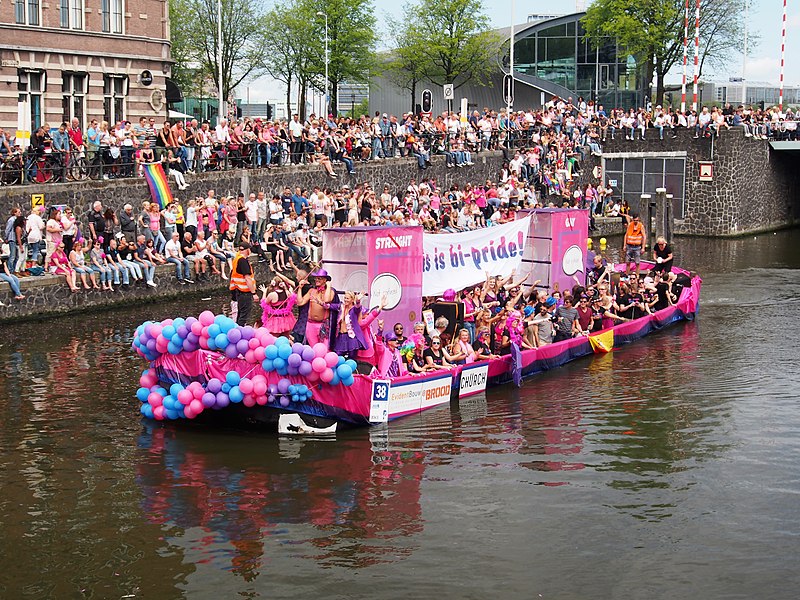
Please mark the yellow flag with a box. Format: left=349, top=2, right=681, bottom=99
left=589, top=330, right=615, bottom=353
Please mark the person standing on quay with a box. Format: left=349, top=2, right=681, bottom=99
left=623, top=213, right=646, bottom=280
left=229, top=241, right=256, bottom=326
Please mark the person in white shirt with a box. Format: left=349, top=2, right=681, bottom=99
left=25, top=205, right=45, bottom=266
left=256, top=191, right=268, bottom=242
left=215, top=118, right=231, bottom=145
left=244, top=193, right=260, bottom=242
left=164, top=231, right=193, bottom=283
left=288, top=114, right=304, bottom=164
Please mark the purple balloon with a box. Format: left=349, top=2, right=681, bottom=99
left=177, top=326, right=189, bottom=338
left=215, top=391, right=230, bottom=407
left=267, top=394, right=276, bottom=404
left=146, top=339, right=157, bottom=352
left=185, top=317, right=198, bottom=328
left=279, top=396, right=291, bottom=407
left=301, top=347, right=316, bottom=362
left=207, top=378, right=222, bottom=393
left=202, top=392, right=216, bottom=408
left=227, top=328, right=242, bottom=343
left=287, top=353, right=302, bottom=367
left=241, top=326, right=255, bottom=340
left=291, top=342, right=305, bottom=355
left=236, top=339, right=250, bottom=355
left=287, top=365, right=299, bottom=375
left=277, top=378, right=290, bottom=394
left=224, top=344, right=240, bottom=358
left=298, top=361, right=313, bottom=376
left=186, top=332, right=199, bottom=344
left=268, top=384, right=278, bottom=395
left=182, top=339, right=194, bottom=352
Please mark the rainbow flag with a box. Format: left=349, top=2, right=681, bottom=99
left=143, top=162, right=173, bottom=209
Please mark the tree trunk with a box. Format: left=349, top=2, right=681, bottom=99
left=298, top=79, right=308, bottom=122
left=330, top=78, right=338, bottom=116
left=655, top=67, right=667, bottom=107
left=410, top=78, right=417, bottom=114
left=285, top=74, right=292, bottom=119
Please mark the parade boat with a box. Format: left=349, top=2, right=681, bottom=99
left=131, top=209, right=701, bottom=434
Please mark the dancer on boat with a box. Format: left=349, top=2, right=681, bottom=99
left=296, top=268, right=338, bottom=347
left=258, top=272, right=299, bottom=337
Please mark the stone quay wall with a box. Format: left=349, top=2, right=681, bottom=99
left=582, top=129, right=800, bottom=237
left=0, top=152, right=506, bottom=230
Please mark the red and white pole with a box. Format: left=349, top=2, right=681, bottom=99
left=779, top=0, right=787, bottom=111
left=692, top=0, right=700, bottom=111
left=681, top=0, right=689, bottom=113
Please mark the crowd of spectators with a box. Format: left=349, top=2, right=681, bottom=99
left=1, top=96, right=797, bottom=187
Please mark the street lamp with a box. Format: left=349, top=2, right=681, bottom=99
left=317, top=11, right=329, bottom=117
left=217, top=0, right=225, bottom=123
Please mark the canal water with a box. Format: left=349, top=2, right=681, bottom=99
left=1, top=231, right=798, bottom=599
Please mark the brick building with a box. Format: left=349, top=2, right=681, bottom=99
left=0, top=0, right=176, bottom=144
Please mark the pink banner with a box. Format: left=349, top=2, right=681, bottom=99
left=548, top=208, right=590, bottom=293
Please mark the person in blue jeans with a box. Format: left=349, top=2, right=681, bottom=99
left=0, top=248, right=24, bottom=300
left=164, top=231, right=193, bottom=284
left=4, top=206, right=22, bottom=274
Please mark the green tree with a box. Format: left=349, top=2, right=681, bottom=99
left=384, top=17, right=429, bottom=113
left=398, top=0, right=502, bottom=90
left=582, top=0, right=749, bottom=105
left=170, top=0, right=267, bottom=115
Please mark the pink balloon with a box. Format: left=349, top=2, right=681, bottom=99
left=189, top=399, right=204, bottom=414
left=199, top=337, right=209, bottom=350
left=153, top=405, right=165, bottom=420
left=248, top=337, right=261, bottom=350
left=239, top=378, right=254, bottom=394
left=254, top=347, right=266, bottom=361
left=177, top=389, right=193, bottom=405
left=244, top=349, right=257, bottom=363
left=320, top=367, right=334, bottom=383
left=253, top=378, right=268, bottom=396
left=199, top=310, right=215, bottom=326
left=324, top=352, right=339, bottom=368
left=313, top=343, right=328, bottom=357
left=147, top=392, right=163, bottom=407
left=184, top=406, right=196, bottom=419
left=191, top=384, right=205, bottom=399
left=162, top=319, right=174, bottom=326
left=140, top=372, right=158, bottom=388
left=306, top=370, right=320, bottom=382
left=149, top=324, right=163, bottom=338
left=255, top=394, right=268, bottom=405
left=191, top=321, right=204, bottom=336
left=242, top=395, right=256, bottom=407
left=262, top=333, right=277, bottom=346
left=312, top=357, right=327, bottom=373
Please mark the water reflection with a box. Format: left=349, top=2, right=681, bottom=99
left=136, top=424, right=425, bottom=577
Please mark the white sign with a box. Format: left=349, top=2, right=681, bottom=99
left=369, top=273, right=402, bottom=310
left=388, top=373, right=452, bottom=418
left=608, top=179, right=618, bottom=187
left=443, top=84, right=454, bottom=100
left=459, top=363, right=489, bottom=398
left=562, top=244, right=584, bottom=276
left=369, top=379, right=391, bottom=423
left=422, top=216, right=531, bottom=296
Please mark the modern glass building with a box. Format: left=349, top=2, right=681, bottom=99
left=508, top=13, right=641, bottom=109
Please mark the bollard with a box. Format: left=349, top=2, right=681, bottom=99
left=664, top=194, right=674, bottom=243
left=640, top=194, right=652, bottom=250
left=654, top=188, right=667, bottom=249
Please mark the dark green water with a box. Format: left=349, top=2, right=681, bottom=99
left=1, top=231, right=799, bottom=599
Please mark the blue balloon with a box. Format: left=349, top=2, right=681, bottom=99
left=330, top=371, right=340, bottom=386
left=222, top=382, right=231, bottom=393
left=207, top=337, right=217, bottom=350
left=169, top=383, right=184, bottom=396
left=214, top=314, right=226, bottom=324
left=262, top=358, right=274, bottom=372
left=275, top=336, right=290, bottom=346
left=165, top=409, right=179, bottom=420
left=162, top=325, right=176, bottom=339
left=265, top=345, right=279, bottom=359
left=226, top=371, right=241, bottom=386
left=141, top=404, right=154, bottom=418
left=136, top=387, right=150, bottom=402
left=208, top=324, right=221, bottom=338
left=168, top=343, right=181, bottom=355
left=156, top=387, right=168, bottom=397
left=272, top=357, right=286, bottom=371
left=277, top=344, right=292, bottom=360
left=291, top=394, right=299, bottom=403
left=171, top=333, right=183, bottom=345
left=287, top=384, right=297, bottom=395
left=162, top=396, right=174, bottom=411
left=345, top=359, right=358, bottom=372
left=337, top=364, right=353, bottom=379
left=215, top=333, right=229, bottom=348
left=229, top=387, right=243, bottom=403
left=337, top=356, right=346, bottom=366
left=342, top=375, right=355, bottom=387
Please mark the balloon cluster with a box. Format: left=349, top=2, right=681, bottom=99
left=132, top=311, right=361, bottom=421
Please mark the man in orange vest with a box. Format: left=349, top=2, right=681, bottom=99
left=229, top=241, right=256, bottom=326
left=623, top=213, right=646, bottom=280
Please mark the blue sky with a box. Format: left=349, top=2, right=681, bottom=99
left=246, top=0, right=799, bottom=102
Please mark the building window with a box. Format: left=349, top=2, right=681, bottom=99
left=16, top=0, right=40, bottom=25
left=19, top=71, right=45, bottom=131
left=60, top=0, right=83, bottom=29
left=101, top=0, right=124, bottom=33
left=103, top=75, right=127, bottom=124
left=62, top=73, right=87, bottom=127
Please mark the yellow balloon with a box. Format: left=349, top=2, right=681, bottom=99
left=586, top=237, right=593, bottom=249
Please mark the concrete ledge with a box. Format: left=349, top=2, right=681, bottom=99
left=0, top=257, right=274, bottom=324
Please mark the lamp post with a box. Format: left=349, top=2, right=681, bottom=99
left=217, top=0, right=225, bottom=123
left=317, top=11, right=329, bottom=117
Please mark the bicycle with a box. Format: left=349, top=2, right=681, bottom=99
left=66, top=147, right=88, bottom=181
left=0, top=151, right=23, bottom=186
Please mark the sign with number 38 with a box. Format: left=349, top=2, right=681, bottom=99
left=369, top=380, right=390, bottom=423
